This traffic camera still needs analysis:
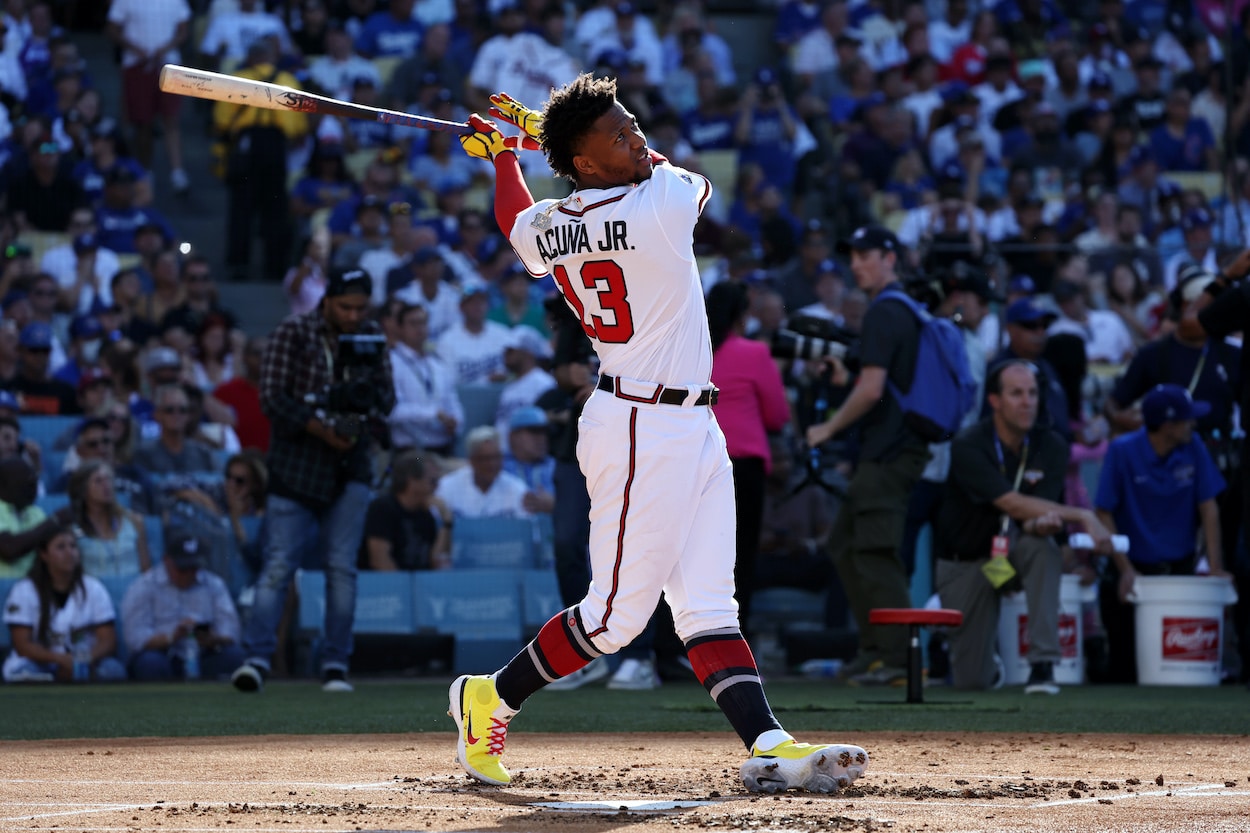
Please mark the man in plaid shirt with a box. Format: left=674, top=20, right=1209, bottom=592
left=231, top=268, right=395, bottom=693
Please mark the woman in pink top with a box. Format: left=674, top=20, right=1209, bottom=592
left=707, top=282, right=792, bottom=639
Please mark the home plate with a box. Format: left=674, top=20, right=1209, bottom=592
left=533, top=799, right=718, bottom=813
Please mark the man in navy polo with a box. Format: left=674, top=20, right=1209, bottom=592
left=1094, top=383, right=1230, bottom=683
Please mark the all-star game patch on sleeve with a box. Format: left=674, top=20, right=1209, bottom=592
left=510, top=199, right=565, bottom=278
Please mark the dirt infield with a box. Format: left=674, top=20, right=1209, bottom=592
left=3, top=732, right=1248, bottom=832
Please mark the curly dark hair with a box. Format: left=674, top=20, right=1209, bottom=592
left=540, top=73, right=619, bottom=184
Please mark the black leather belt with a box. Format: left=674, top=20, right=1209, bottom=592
left=597, top=374, right=719, bottom=406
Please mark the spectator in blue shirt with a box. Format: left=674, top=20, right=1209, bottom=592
left=1094, top=384, right=1230, bottom=683
left=1147, top=86, right=1217, bottom=173
left=734, top=67, right=799, bottom=193
left=94, top=167, right=176, bottom=254
left=356, top=0, right=423, bottom=59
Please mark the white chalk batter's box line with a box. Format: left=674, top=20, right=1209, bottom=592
left=1, top=777, right=1245, bottom=825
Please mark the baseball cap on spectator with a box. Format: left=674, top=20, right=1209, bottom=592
left=836, top=224, right=901, bottom=255
left=461, top=282, right=490, bottom=301
left=91, top=117, right=122, bottom=142
left=941, top=81, right=974, bottom=104
left=985, top=54, right=1013, bottom=73
left=1141, top=384, right=1211, bottom=430
left=1181, top=208, right=1213, bottom=231
left=595, top=48, right=630, bottom=71
left=1005, top=298, right=1057, bottom=325
left=505, top=325, right=552, bottom=359
left=1126, top=145, right=1155, bottom=169
left=953, top=270, right=1003, bottom=302
left=1156, top=179, right=1181, bottom=198
left=1051, top=280, right=1083, bottom=304
left=105, top=165, right=137, bottom=186
left=1018, top=60, right=1047, bottom=82
left=143, top=346, right=182, bottom=374
left=816, top=258, right=840, bottom=275
left=89, top=295, right=120, bottom=315
left=166, top=528, right=208, bottom=571
left=77, top=367, right=111, bottom=393
left=614, top=1, right=635, bottom=16
left=134, top=220, right=167, bottom=243
left=743, top=268, right=774, bottom=286
left=0, top=390, right=20, bottom=414
left=69, top=314, right=103, bottom=340
left=836, top=29, right=864, bottom=47
left=755, top=67, right=778, bottom=87
left=1089, top=71, right=1113, bottom=91
left=72, top=232, right=98, bottom=252
left=508, top=405, right=548, bottom=432
left=1032, top=101, right=1059, bottom=120
left=854, top=91, right=887, bottom=120
left=1008, top=275, right=1037, bottom=296
left=1, top=289, right=28, bottom=312
left=325, top=266, right=372, bottom=298
left=18, top=322, right=53, bottom=349
left=1088, top=98, right=1112, bottom=115
left=1124, top=25, right=1151, bottom=46
left=412, top=246, right=442, bottom=266
left=356, top=195, right=386, bottom=217
left=1177, top=265, right=1217, bottom=302
left=937, top=160, right=965, bottom=184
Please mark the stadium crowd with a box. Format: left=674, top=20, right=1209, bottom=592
left=1, top=0, right=1248, bottom=692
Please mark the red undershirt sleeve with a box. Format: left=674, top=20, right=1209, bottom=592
left=493, top=151, right=535, bottom=236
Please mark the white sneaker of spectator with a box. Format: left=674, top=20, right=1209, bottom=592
left=607, top=658, right=661, bottom=690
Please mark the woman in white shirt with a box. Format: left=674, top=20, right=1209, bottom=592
left=2, top=524, right=127, bottom=682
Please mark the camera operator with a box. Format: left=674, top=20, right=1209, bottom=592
left=231, top=267, right=395, bottom=694
left=804, top=225, right=932, bottom=687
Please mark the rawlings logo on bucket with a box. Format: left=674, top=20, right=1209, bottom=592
left=1161, top=617, right=1220, bottom=662
left=1015, top=614, right=1079, bottom=659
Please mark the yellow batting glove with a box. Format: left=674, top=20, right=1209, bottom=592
left=459, top=114, right=512, bottom=161
left=489, top=92, right=543, bottom=147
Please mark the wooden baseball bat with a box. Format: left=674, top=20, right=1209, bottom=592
left=158, top=64, right=473, bottom=136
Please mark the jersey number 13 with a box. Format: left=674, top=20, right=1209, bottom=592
left=552, top=260, right=635, bottom=344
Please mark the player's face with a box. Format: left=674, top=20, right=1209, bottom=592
left=573, top=102, right=652, bottom=188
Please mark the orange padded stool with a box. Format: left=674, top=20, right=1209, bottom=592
left=868, top=608, right=963, bottom=703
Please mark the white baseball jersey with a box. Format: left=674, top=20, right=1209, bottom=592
left=435, top=319, right=512, bottom=386
left=3, top=576, right=115, bottom=679
left=509, top=163, right=714, bottom=388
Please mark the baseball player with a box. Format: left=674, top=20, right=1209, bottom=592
left=446, top=74, right=868, bottom=794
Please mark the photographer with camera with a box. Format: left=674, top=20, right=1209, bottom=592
left=231, top=267, right=395, bottom=694
left=803, top=225, right=939, bottom=686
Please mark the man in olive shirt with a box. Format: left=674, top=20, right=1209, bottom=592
left=806, top=225, right=931, bottom=686
left=935, top=361, right=1112, bottom=693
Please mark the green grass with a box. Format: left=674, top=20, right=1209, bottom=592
left=2, top=678, right=1246, bottom=741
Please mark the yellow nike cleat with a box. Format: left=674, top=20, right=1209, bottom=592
left=740, top=740, right=869, bottom=794
left=448, top=674, right=516, bottom=785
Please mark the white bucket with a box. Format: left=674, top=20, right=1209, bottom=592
left=997, top=574, right=1085, bottom=685
left=1129, top=576, right=1239, bottom=686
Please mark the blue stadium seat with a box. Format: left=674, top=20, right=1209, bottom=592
left=18, top=415, right=80, bottom=452
left=35, top=492, right=70, bottom=516
left=451, top=517, right=536, bottom=569
left=413, top=570, right=523, bottom=639
left=41, top=450, right=67, bottom=487
left=0, top=577, right=17, bottom=654
left=96, top=574, right=136, bottom=663
left=455, top=383, right=505, bottom=454
left=296, top=570, right=418, bottom=635
left=520, top=567, right=562, bottom=634
left=142, top=515, right=165, bottom=559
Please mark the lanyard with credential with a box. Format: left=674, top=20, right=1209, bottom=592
left=993, top=433, right=1029, bottom=536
